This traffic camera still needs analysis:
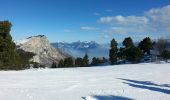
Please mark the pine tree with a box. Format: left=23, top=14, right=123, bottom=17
left=109, top=38, right=118, bottom=65
left=123, top=37, right=134, bottom=48
left=139, top=37, right=153, bottom=55
left=162, top=50, right=170, bottom=61
left=91, top=57, right=98, bottom=66
left=75, top=57, right=84, bottom=67
left=64, top=57, right=74, bottom=67
left=126, top=46, right=142, bottom=63
left=0, top=21, right=21, bottom=70
left=83, top=53, right=89, bottom=67
left=119, top=47, right=126, bottom=60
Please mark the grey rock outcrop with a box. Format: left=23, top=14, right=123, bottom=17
left=16, top=35, right=69, bottom=66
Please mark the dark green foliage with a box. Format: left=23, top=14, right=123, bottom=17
left=139, top=37, right=153, bottom=55
left=91, top=57, right=98, bottom=66
left=109, top=38, right=118, bottom=65
left=57, top=54, right=89, bottom=68
left=16, top=49, right=35, bottom=69
left=123, top=37, right=134, bottom=48
left=83, top=53, right=89, bottom=67
left=121, top=37, right=142, bottom=63
left=110, top=38, right=118, bottom=49
left=102, top=57, right=107, bottom=63
left=74, top=54, right=89, bottom=67
left=109, top=49, right=117, bottom=64
left=161, top=50, right=170, bottom=60
left=91, top=57, right=107, bottom=66
left=117, top=47, right=126, bottom=60
left=51, top=62, right=57, bottom=68
left=75, top=57, right=84, bottom=67
left=125, top=46, right=142, bottom=63
left=0, top=21, right=22, bottom=70
left=64, top=57, right=74, bottom=67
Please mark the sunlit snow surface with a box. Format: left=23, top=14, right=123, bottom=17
left=0, top=63, right=170, bottom=100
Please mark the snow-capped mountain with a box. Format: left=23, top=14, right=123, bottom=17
left=51, top=41, right=110, bottom=59
left=52, top=41, right=101, bottom=50
left=16, top=35, right=70, bottom=66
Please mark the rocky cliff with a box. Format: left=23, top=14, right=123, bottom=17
left=16, top=35, right=69, bottom=66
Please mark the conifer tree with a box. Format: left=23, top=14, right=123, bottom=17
left=83, top=53, right=89, bottom=66
left=122, top=37, right=142, bottom=63
left=162, top=50, right=170, bottom=61
left=64, top=57, right=74, bottom=67
left=123, top=37, right=134, bottom=48
left=139, top=37, right=153, bottom=55
left=91, top=57, right=98, bottom=66
left=75, top=57, right=84, bottom=67
left=0, top=21, right=21, bottom=70
left=125, top=46, right=142, bottom=63
left=109, top=38, right=118, bottom=65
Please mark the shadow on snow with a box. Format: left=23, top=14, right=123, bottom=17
left=118, top=78, right=170, bottom=94
left=81, top=95, right=134, bottom=100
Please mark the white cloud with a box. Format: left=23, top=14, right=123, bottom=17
left=106, top=27, right=144, bottom=34
left=98, top=15, right=149, bottom=26
left=81, top=26, right=98, bottom=31
left=98, top=5, right=170, bottom=35
left=145, top=5, right=170, bottom=32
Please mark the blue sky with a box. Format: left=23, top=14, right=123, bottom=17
left=0, top=0, right=170, bottom=43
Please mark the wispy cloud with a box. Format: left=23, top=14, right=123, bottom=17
left=98, top=5, right=170, bottom=35
left=98, top=16, right=148, bottom=26
left=81, top=26, right=98, bottom=31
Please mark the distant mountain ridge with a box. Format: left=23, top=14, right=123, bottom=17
left=52, top=41, right=102, bottom=50
left=52, top=41, right=110, bottom=59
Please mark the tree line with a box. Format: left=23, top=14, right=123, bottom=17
left=109, top=37, right=170, bottom=65
left=51, top=54, right=109, bottom=68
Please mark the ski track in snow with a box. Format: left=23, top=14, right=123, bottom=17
left=0, top=63, right=170, bottom=100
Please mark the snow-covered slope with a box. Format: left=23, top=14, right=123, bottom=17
left=0, top=63, right=170, bottom=100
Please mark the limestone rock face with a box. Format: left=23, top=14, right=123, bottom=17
left=16, top=35, right=69, bottom=66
